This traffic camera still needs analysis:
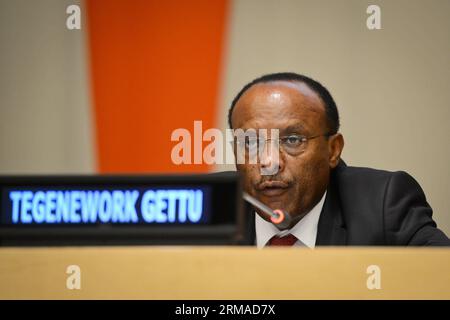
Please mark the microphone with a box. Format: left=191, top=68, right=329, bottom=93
left=242, top=192, right=292, bottom=230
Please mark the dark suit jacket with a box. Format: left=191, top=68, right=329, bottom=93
left=244, top=160, right=450, bottom=246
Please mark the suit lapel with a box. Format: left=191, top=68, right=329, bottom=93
left=315, top=169, right=347, bottom=246
left=245, top=204, right=256, bottom=245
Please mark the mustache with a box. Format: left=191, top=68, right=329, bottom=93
left=254, top=176, right=293, bottom=190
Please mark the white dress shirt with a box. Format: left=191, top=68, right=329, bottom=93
left=255, top=191, right=327, bottom=248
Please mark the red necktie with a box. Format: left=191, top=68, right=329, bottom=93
left=268, top=234, right=298, bottom=246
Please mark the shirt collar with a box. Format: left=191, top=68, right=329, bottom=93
left=255, top=191, right=327, bottom=248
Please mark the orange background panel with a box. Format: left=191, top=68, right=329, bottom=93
left=86, top=0, right=228, bottom=173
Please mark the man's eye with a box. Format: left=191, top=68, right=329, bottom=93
left=245, top=139, right=259, bottom=149
left=283, top=135, right=303, bottom=146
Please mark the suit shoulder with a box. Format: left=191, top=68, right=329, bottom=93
left=335, top=163, right=394, bottom=185
left=336, top=164, right=420, bottom=190
left=333, top=164, right=423, bottom=207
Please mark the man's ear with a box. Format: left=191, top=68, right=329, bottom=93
left=328, top=133, right=344, bottom=168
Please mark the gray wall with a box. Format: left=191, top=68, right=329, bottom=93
left=0, top=0, right=94, bottom=174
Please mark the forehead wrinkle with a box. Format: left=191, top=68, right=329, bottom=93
left=241, top=117, right=306, bottom=133
left=246, top=107, right=295, bottom=127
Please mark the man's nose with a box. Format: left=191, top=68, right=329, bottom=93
left=259, top=140, right=284, bottom=175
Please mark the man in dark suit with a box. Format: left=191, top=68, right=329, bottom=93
left=228, top=72, right=450, bottom=246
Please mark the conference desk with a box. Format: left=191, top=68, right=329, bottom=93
left=0, top=247, right=449, bottom=299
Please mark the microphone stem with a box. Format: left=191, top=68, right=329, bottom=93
left=242, top=192, right=292, bottom=230
left=242, top=192, right=279, bottom=220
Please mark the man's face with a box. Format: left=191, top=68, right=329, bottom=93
left=231, top=81, right=342, bottom=226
